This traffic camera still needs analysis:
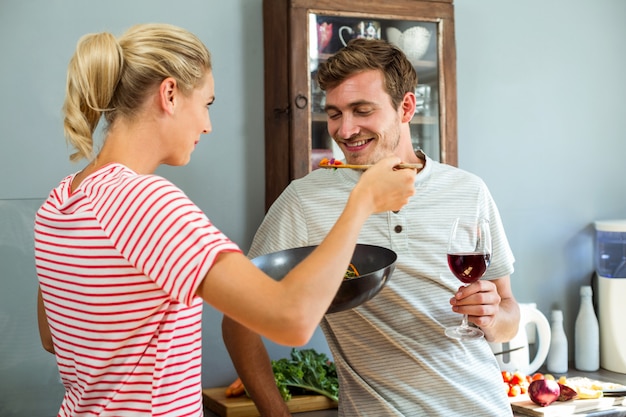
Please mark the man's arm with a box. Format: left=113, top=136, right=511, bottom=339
left=222, top=316, right=292, bottom=417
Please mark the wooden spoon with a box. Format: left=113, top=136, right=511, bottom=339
left=319, top=163, right=423, bottom=170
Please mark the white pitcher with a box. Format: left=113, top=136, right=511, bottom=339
left=488, top=303, right=551, bottom=375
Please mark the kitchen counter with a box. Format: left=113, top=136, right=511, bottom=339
left=203, top=367, right=626, bottom=417
left=510, top=366, right=626, bottom=417
left=201, top=386, right=338, bottom=417
left=566, top=367, right=626, bottom=386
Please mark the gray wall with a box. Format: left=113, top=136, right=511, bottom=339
left=0, top=0, right=625, bottom=415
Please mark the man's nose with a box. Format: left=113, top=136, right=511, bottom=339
left=337, top=115, right=359, bottom=139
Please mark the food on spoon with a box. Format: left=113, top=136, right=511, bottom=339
left=319, top=157, right=344, bottom=168
left=528, top=379, right=561, bottom=407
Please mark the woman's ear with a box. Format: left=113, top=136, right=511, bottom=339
left=400, top=91, right=417, bottom=123
left=159, top=77, right=178, bottom=115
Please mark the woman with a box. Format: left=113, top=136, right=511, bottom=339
left=35, top=23, right=415, bottom=416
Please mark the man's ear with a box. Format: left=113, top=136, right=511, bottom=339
left=400, top=91, right=417, bottom=123
left=159, top=77, right=177, bottom=115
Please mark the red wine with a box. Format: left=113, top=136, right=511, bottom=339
left=447, top=252, right=491, bottom=284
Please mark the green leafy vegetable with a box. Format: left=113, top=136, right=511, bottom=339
left=271, top=348, right=338, bottom=402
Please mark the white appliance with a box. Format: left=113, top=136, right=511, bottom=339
left=488, top=303, right=551, bottom=375
left=595, top=219, right=626, bottom=374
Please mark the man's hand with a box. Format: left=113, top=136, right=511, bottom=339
left=449, top=276, right=520, bottom=343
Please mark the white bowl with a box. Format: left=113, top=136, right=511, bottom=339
left=386, top=26, right=432, bottom=65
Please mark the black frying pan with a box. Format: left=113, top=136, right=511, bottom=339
left=251, top=244, right=397, bottom=314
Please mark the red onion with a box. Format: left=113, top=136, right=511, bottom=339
left=528, top=379, right=561, bottom=407
left=557, top=383, right=578, bottom=401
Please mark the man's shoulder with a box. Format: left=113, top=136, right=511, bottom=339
left=293, top=167, right=340, bottom=184
left=431, top=160, right=486, bottom=185
left=287, top=168, right=354, bottom=194
left=267, top=169, right=350, bottom=217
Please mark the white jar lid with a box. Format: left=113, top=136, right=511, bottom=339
left=594, top=219, right=626, bottom=232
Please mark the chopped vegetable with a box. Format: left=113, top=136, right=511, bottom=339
left=345, top=263, right=360, bottom=279
left=501, top=370, right=531, bottom=397
left=224, top=377, right=246, bottom=397
left=557, top=383, right=578, bottom=401
left=271, top=348, right=338, bottom=402
left=528, top=379, right=560, bottom=407
left=319, top=157, right=344, bottom=168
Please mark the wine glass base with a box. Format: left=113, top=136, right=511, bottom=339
left=445, top=325, right=484, bottom=340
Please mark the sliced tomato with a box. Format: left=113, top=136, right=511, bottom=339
left=503, top=381, right=511, bottom=395
left=510, top=371, right=525, bottom=386
left=508, top=384, right=522, bottom=397
left=531, top=372, right=545, bottom=381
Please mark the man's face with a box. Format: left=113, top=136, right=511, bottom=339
left=324, top=69, right=403, bottom=165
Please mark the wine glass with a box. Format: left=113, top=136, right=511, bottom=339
left=444, top=217, right=492, bottom=340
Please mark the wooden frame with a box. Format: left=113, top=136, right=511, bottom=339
left=263, top=0, right=457, bottom=210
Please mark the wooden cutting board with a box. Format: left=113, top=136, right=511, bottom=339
left=202, top=387, right=338, bottom=417
left=510, top=394, right=625, bottom=416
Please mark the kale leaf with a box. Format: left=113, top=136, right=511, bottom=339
left=271, top=348, right=339, bottom=402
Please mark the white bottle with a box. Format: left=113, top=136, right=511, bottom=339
left=575, top=285, right=600, bottom=371
left=547, top=309, right=568, bottom=374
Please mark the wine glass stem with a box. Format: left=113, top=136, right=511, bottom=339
left=461, top=314, right=470, bottom=328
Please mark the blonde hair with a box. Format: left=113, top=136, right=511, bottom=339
left=316, top=38, right=417, bottom=110
left=63, top=23, right=212, bottom=162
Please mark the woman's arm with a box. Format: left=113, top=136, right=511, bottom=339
left=37, top=287, right=55, bottom=354
left=198, top=156, right=415, bottom=346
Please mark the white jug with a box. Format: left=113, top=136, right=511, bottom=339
left=488, top=303, right=551, bottom=375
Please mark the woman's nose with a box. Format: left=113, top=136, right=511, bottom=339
left=203, top=114, right=212, bottom=134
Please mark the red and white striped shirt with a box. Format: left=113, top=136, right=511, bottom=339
left=35, top=164, right=241, bottom=416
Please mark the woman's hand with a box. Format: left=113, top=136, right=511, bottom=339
left=353, top=156, right=416, bottom=214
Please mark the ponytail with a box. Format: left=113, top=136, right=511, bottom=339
left=62, top=32, right=122, bottom=162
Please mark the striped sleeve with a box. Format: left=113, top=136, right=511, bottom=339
left=84, top=169, right=241, bottom=305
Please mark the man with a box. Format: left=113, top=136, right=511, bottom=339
left=222, top=38, right=520, bottom=416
